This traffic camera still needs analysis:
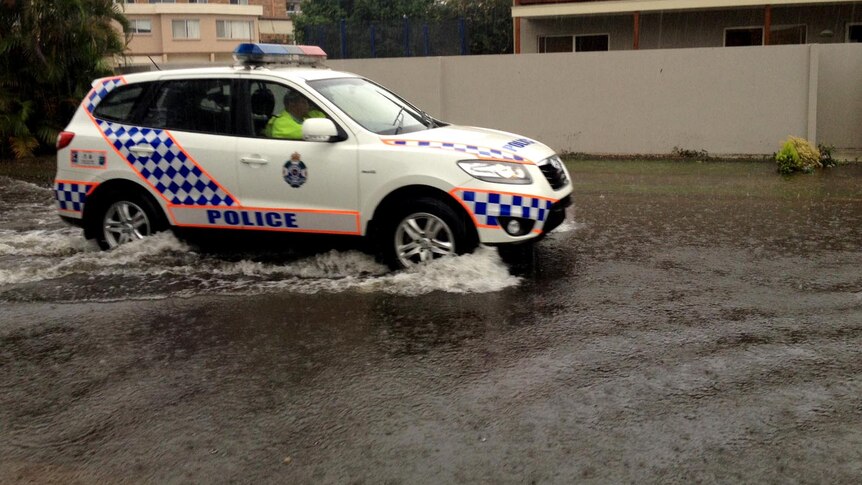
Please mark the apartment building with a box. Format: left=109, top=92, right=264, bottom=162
left=512, top=0, right=862, bottom=53
left=115, top=0, right=301, bottom=65
left=259, top=0, right=302, bottom=44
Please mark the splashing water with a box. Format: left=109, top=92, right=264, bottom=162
left=0, top=177, right=530, bottom=301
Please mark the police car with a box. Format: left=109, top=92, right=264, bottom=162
left=54, top=43, right=572, bottom=269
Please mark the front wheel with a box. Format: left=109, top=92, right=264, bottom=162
left=92, top=193, right=166, bottom=250
left=382, top=197, right=476, bottom=269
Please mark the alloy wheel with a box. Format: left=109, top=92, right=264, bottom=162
left=394, top=212, right=456, bottom=267
left=102, top=201, right=151, bottom=249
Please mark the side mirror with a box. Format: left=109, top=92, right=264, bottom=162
left=302, top=118, right=341, bottom=142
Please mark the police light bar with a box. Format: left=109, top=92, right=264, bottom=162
left=233, top=43, right=327, bottom=67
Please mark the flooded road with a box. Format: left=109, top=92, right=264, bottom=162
left=2, top=160, right=861, bottom=483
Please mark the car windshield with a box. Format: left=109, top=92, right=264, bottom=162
left=308, top=77, right=431, bottom=135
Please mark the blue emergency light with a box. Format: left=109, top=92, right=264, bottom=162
left=233, top=43, right=327, bottom=67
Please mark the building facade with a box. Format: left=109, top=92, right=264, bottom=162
left=512, top=0, right=862, bottom=54
left=115, top=0, right=301, bottom=65
left=259, top=0, right=302, bottom=44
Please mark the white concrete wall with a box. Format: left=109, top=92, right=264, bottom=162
left=817, top=44, right=862, bottom=152
left=330, top=44, right=862, bottom=156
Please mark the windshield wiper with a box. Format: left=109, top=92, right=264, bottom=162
left=392, top=107, right=406, bottom=135
left=420, top=109, right=436, bottom=129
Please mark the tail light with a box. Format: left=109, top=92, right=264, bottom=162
left=56, top=131, right=75, bottom=150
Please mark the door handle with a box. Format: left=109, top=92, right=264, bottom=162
left=240, top=157, right=269, bottom=165
left=129, top=145, right=155, bottom=155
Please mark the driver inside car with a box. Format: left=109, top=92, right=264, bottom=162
left=265, top=90, right=326, bottom=140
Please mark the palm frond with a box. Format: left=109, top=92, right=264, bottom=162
left=9, top=135, right=39, bottom=159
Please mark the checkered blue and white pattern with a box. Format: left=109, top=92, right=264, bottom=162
left=386, top=140, right=525, bottom=162
left=54, top=181, right=95, bottom=213
left=97, top=120, right=236, bottom=206
left=455, top=190, right=553, bottom=227
left=85, top=77, right=125, bottom=113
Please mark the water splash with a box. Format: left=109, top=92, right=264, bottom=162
left=0, top=176, right=555, bottom=300
left=0, top=230, right=521, bottom=301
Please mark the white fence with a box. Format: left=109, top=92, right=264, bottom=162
left=330, top=44, right=862, bottom=157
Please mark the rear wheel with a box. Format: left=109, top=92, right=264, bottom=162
left=91, top=192, right=166, bottom=250
left=382, top=197, right=476, bottom=269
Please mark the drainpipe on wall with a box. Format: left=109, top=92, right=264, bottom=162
left=633, top=11, right=640, bottom=50
left=764, top=5, right=772, bottom=45
left=514, top=0, right=521, bottom=54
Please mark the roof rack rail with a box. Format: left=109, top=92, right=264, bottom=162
left=233, top=43, right=328, bottom=68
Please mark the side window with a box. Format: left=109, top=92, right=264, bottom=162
left=92, top=84, right=147, bottom=123
left=140, top=79, right=233, bottom=136
left=249, top=81, right=327, bottom=140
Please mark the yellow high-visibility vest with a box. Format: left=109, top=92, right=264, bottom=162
left=265, top=110, right=326, bottom=139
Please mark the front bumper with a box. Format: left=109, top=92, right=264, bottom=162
left=539, top=195, right=571, bottom=234
left=469, top=193, right=572, bottom=245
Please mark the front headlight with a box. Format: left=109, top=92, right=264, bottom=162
left=457, top=161, right=533, bottom=185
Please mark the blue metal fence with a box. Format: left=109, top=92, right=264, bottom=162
left=302, top=18, right=468, bottom=59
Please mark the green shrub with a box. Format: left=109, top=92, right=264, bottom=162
left=672, top=146, right=709, bottom=160
left=775, top=136, right=821, bottom=175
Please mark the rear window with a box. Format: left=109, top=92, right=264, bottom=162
left=140, top=79, right=234, bottom=136
left=92, top=84, right=147, bottom=123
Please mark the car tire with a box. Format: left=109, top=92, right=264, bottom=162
left=381, top=197, right=477, bottom=270
left=91, top=191, right=167, bottom=250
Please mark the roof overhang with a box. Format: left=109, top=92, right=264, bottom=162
left=513, top=0, right=861, bottom=19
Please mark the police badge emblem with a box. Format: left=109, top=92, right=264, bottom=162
left=283, top=152, right=307, bottom=188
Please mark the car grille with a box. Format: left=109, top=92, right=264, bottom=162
left=537, top=155, right=569, bottom=190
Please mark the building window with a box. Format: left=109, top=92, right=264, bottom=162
left=172, top=19, right=200, bottom=40
left=230, top=0, right=249, bottom=5
left=129, top=19, right=152, bottom=34
left=538, top=35, right=573, bottom=53
left=189, top=0, right=208, bottom=3
left=770, top=25, right=806, bottom=45
left=286, top=1, right=301, bottom=14
left=217, top=20, right=253, bottom=40
left=848, top=23, right=862, bottom=43
left=725, top=27, right=763, bottom=46
left=149, top=0, right=176, bottom=3
left=576, top=34, right=609, bottom=52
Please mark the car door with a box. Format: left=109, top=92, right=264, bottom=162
left=232, top=78, right=360, bottom=235
left=126, top=77, right=242, bottom=228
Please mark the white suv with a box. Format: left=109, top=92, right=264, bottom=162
left=54, top=44, right=572, bottom=269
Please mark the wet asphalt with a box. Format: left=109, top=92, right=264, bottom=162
left=1, top=160, right=861, bottom=484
